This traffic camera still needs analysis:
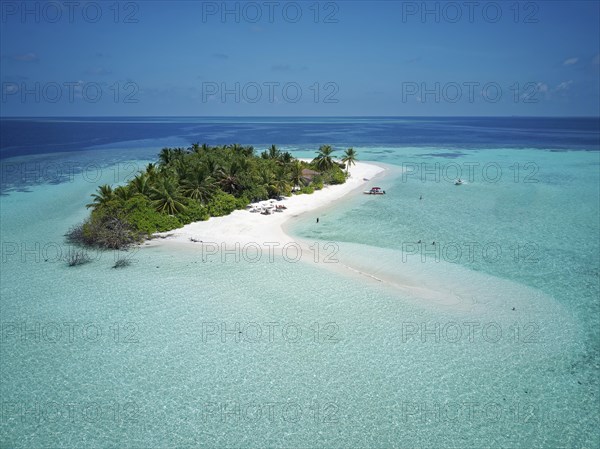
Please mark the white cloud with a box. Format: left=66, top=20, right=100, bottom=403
left=554, top=80, right=573, bottom=91
left=4, top=84, right=19, bottom=94
left=536, top=82, right=549, bottom=93
left=562, top=57, right=578, bottom=66
left=3, top=52, right=39, bottom=62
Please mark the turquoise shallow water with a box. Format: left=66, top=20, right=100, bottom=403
left=1, top=146, right=599, bottom=448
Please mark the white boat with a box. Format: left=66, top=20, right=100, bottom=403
left=363, top=187, right=386, bottom=195
left=454, top=179, right=464, bottom=185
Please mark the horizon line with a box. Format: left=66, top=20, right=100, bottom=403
left=2, top=115, right=599, bottom=119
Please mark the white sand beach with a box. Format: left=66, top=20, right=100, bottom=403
left=152, top=161, right=386, bottom=249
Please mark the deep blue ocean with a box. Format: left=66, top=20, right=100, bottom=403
left=2, top=116, right=599, bottom=160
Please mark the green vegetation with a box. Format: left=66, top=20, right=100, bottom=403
left=342, top=148, right=357, bottom=174
left=69, top=144, right=356, bottom=249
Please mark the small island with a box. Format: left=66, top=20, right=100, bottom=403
left=67, top=144, right=358, bottom=250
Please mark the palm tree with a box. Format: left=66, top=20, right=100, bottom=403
left=114, top=186, right=134, bottom=201
left=172, top=158, right=188, bottom=180
left=273, top=166, right=291, bottom=196
left=158, top=148, right=174, bottom=166
left=131, top=173, right=151, bottom=196
left=290, top=160, right=306, bottom=189
left=229, top=143, right=244, bottom=154
left=257, top=165, right=275, bottom=188
left=149, top=177, right=186, bottom=215
left=269, top=144, right=281, bottom=159
left=235, top=156, right=252, bottom=173
left=145, top=163, right=158, bottom=179
left=242, top=146, right=255, bottom=157
left=341, top=148, right=357, bottom=174
left=217, top=162, right=243, bottom=195
left=262, top=144, right=281, bottom=160
left=313, top=145, right=335, bottom=171
left=279, top=151, right=293, bottom=166
left=86, top=184, right=114, bottom=209
left=182, top=168, right=215, bottom=203
left=205, top=157, right=221, bottom=176
left=173, top=147, right=187, bottom=157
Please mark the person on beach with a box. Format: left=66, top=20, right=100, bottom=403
left=316, top=218, right=319, bottom=223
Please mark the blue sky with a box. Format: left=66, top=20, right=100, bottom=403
left=1, top=0, right=599, bottom=116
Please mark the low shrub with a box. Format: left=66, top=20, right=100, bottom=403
left=206, top=191, right=239, bottom=217
left=176, top=199, right=209, bottom=224
left=113, top=257, right=131, bottom=269
left=328, top=168, right=347, bottom=185
left=83, top=207, right=143, bottom=250
left=66, top=250, right=92, bottom=267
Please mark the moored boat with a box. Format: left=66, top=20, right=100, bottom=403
left=363, top=187, right=386, bottom=195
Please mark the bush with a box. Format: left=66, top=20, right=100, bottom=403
left=121, top=196, right=182, bottom=233
left=65, top=222, right=94, bottom=246
left=206, top=191, right=239, bottom=217
left=65, top=223, right=84, bottom=244
left=278, top=186, right=293, bottom=197
left=83, top=208, right=143, bottom=250
left=299, top=186, right=315, bottom=195
left=113, top=257, right=131, bottom=269
left=66, top=250, right=91, bottom=267
left=328, top=168, right=347, bottom=185
left=244, top=185, right=269, bottom=202
left=236, top=196, right=250, bottom=210
left=312, top=175, right=324, bottom=190
left=176, top=199, right=209, bottom=224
